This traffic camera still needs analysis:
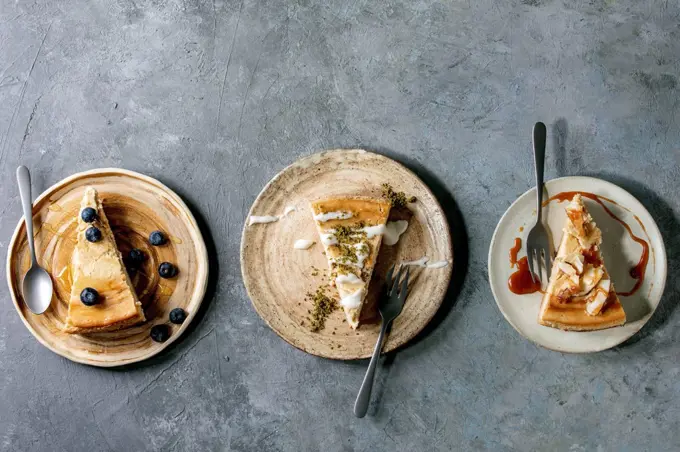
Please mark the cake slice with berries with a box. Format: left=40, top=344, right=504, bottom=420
left=64, top=187, right=145, bottom=333
left=311, top=197, right=391, bottom=329
left=538, top=194, right=626, bottom=331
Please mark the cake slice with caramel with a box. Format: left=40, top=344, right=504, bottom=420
left=311, top=197, right=391, bottom=329
left=538, top=194, right=626, bottom=331
left=64, top=187, right=145, bottom=333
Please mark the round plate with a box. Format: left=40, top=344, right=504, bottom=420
left=7, top=168, right=209, bottom=367
left=489, top=176, right=666, bottom=353
left=241, top=149, right=453, bottom=359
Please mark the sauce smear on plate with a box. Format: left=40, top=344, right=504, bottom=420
left=508, top=257, right=541, bottom=295
left=509, top=237, right=521, bottom=268
left=507, top=237, right=541, bottom=295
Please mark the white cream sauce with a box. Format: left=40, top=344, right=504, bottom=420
left=248, top=205, right=296, bottom=226
left=293, top=239, right=315, bottom=250
left=320, top=233, right=338, bottom=246
left=362, top=224, right=386, bottom=238
left=248, top=215, right=279, bottom=225
left=403, top=256, right=430, bottom=267
left=402, top=256, right=449, bottom=269
left=335, top=273, right=362, bottom=285
left=383, top=220, right=409, bottom=246
left=314, top=211, right=353, bottom=222
left=340, top=288, right=364, bottom=309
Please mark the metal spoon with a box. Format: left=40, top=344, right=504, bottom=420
left=17, top=166, right=53, bottom=314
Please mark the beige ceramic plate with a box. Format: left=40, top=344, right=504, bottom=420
left=488, top=176, right=667, bottom=353
left=6, top=168, right=209, bottom=367
left=241, top=149, right=453, bottom=359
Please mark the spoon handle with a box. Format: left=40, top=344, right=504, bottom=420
left=16, top=166, right=37, bottom=265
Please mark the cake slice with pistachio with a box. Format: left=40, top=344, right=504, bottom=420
left=311, top=197, right=391, bottom=329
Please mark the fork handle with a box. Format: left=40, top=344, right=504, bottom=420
left=354, top=320, right=390, bottom=418
left=533, top=122, right=547, bottom=220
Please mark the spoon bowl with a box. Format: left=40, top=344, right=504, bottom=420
left=16, top=165, right=54, bottom=314
left=22, top=266, right=54, bottom=314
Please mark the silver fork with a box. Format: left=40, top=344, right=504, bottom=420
left=526, top=122, right=552, bottom=285
left=354, top=264, right=410, bottom=418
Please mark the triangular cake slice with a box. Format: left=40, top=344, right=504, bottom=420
left=538, top=194, right=626, bottom=331
left=311, top=197, right=391, bottom=329
left=64, top=187, right=145, bottom=333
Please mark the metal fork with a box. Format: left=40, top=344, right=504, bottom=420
left=354, top=264, right=410, bottom=418
left=526, top=122, right=552, bottom=285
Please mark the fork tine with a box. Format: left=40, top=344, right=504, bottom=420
left=537, top=249, right=546, bottom=283
left=544, top=248, right=552, bottom=282
left=532, top=248, right=542, bottom=284
left=527, top=247, right=537, bottom=284
left=538, top=249, right=546, bottom=283
left=385, top=264, right=395, bottom=291
left=390, top=265, right=405, bottom=296
left=399, top=267, right=410, bottom=300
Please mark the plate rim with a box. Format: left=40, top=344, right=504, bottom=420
left=240, top=148, right=454, bottom=360
left=6, top=167, right=210, bottom=367
left=488, top=175, right=668, bottom=353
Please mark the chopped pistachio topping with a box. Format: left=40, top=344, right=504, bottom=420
left=336, top=244, right=358, bottom=263
left=333, top=224, right=366, bottom=245
left=306, top=286, right=337, bottom=332
left=382, top=183, right=416, bottom=207
left=358, top=243, right=370, bottom=256
left=326, top=222, right=373, bottom=274
left=333, top=262, right=359, bottom=276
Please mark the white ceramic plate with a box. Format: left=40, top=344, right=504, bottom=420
left=488, top=176, right=667, bottom=353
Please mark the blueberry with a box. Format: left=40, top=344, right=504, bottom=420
left=80, top=287, right=99, bottom=306
left=128, top=248, right=145, bottom=267
left=81, top=207, right=97, bottom=223
left=85, top=227, right=102, bottom=242
left=169, top=308, right=187, bottom=324
left=149, top=231, right=166, bottom=246
left=150, top=324, right=170, bottom=343
left=158, top=262, right=178, bottom=279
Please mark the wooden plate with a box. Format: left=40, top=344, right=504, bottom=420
left=241, top=149, right=453, bottom=359
left=6, top=169, right=209, bottom=367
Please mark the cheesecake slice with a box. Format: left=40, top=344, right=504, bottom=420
left=64, top=187, right=145, bottom=333
left=311, top=197, right=391, bottom=329
left=538, top=194, right=626, bottom=331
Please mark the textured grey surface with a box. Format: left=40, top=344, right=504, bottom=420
left=1, top=0, right=679, bottom=450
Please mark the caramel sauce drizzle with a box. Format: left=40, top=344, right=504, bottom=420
left=507, top=237, right=541, bottom=295
left=509, top=237, right=521, bottom=268
left=543, top=191, right=649, bottom=297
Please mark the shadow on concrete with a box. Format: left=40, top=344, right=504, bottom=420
left=553, top=117, right=569, bottom=177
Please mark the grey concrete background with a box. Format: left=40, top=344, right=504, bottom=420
left=1, top=0, right=679, bottom=450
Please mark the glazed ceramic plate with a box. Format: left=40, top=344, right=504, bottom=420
left=241, top=149, right=453, bottom=359
left=6, top=169, right=209, bottom=367
left=489, top=176, right=666, bottom=353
